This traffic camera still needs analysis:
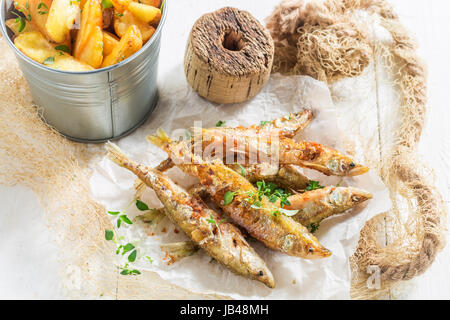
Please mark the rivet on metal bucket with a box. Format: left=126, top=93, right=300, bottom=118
left=0, top=0, right=168, bottom=143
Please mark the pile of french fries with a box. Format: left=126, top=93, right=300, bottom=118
left=6, top=0, right=163, bottom=71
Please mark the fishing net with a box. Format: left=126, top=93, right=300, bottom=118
left=0, top=0, right=446, bottom=300
left=266, top=0, right=446, bottom=298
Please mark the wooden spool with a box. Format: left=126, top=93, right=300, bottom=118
left=184, top=7, right=275, bottom=104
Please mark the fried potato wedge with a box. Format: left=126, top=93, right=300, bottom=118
left=14, top=0, right=53, bottom=39
left=14, top=31, right=93, bottom=71
left=73, top=0, right=103, bottom=68
left=102, top=31, right=119, bottom=55
left=127, top=2, right=160, bottom=24
left=113, top=9, right=155, bottom=42
left=101, top=25, right=142, bottom=67
left=5, top=18, right=36, bottom=35
left=45, top=0, right=80, bottom=43
left=78, top=26, right=103, bottom=68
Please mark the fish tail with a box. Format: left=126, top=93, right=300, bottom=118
left=146, top=128, right=171, bottom=148
left=105, top=142, right=139, bottom=173
left=106, top=142, right=156, bottom=190
left=105, top=142, right=129, bottom=167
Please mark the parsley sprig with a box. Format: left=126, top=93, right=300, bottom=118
left=309, top=222, right=320, bottom=233
left=206, top=214, right=226, bottom=226
left=306, top=180, right=324, bottom=191
left=105, top=199, right=155, bottom=276
left=222, top=180, right=299, bottom=217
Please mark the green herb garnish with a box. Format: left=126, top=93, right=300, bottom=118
left=128, top=250, right=137, bottom=262
left=237, top=163, right=246, bottom=177
left=206, top=214, right=226, bottom=226
left=306, top=180, right=324, bottom=191
left=136, top=199, right=149, bottom=211
left=105, top=229, right=114, bottom=240
left=260, top=121, right=270, bottom=127
left=309, top=222, right=320, bottom=233
left=119, top=214, right=133, bottom=225
left=122, top=243, right=135, bottom=255
left=101, top=0, right=113, bottom=11
left=223, top=191, right=236, bottom=205
left=43, top=56, right=55, bottom=65
left=216, top=120, right=226, bottom=127
left=11, top=12, right=25, bottom=33
left=55, top=44, right=70, bottom=53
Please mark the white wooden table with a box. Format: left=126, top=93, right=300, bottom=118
left=0, top=0, right=448, bottom=299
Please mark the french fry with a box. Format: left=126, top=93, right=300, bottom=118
left=127, top=2, right=160, bottom=24
left=113, top=10, right=155, bottom=43
left=14, top=31, right=93, bottom=71
left=45, top=0, right=80, bottom=43
left=14, top=0, right=53, bottom=39
left=102, top=31, right=119, bottom=56
left=73, top=0, right=103, bottom=68
left=5, top=18, right=36, bottom=35
left=101, top=25, right=142, bottom=67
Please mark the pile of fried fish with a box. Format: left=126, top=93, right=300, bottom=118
left=106, top=110, right=372, bottom=288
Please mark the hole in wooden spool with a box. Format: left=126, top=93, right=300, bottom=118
left=222, top=30, right=246, bottom=51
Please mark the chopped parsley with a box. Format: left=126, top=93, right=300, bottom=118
left=55, top=44, right=70, bottom=53
left=216, top=120, right=226, bottom=127
left=107, top=209, right=133, bottom=228
left=105, top=229, right=114, bottom=240
left=11, top=12, right=26, bottom=33
left=101, top=0, right=113, bottom=10
left=260, top=120, right=271, bottom=127
left=306, top=180, right=324, bottom=191
left=243, top=180, right=299, bottom=217
left=135, top=199, right=149, bottom=211
left=43, top=56, right=55, bottom=65
left=309, top=222, right=320, bottom=233
left=223, top=191, right=236, bottom=205
left=206, top=214, right=226, bottom=225
left=37, top=1, right=48, bottom=15
left=237, top=163, right=246, bottom=177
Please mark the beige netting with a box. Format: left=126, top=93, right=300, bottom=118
left=266, top=0, right=446, bottom=299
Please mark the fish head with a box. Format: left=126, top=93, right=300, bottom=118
left=330, top=187, right=373, bottom=209
left=285, top=233, right=332, bottom=259
left=305, top=240, right=332, bottom=259
left=347, top=187, right=373, bottom=204
left=325, top=156, right=369, bottom=176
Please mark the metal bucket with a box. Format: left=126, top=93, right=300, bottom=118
left=0, top=0, right=168, bottom=143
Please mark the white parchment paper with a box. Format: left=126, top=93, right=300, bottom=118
left=90, top=73, right=390, bottom=299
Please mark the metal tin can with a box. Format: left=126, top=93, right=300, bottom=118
left=0, top=0, right=168, bottom=142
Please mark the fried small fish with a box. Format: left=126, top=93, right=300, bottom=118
left=197, top=128, right=369, bottom=176
left=106, top=142, right=275, bottom=288
left=281, top=186, right=373, bottom=225
left=213, top=110, right=314, bottom=139
left=147, top=130, right=331, bottom=259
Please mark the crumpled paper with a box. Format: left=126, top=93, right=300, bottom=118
left=90, top=73, right=390, bottom=299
